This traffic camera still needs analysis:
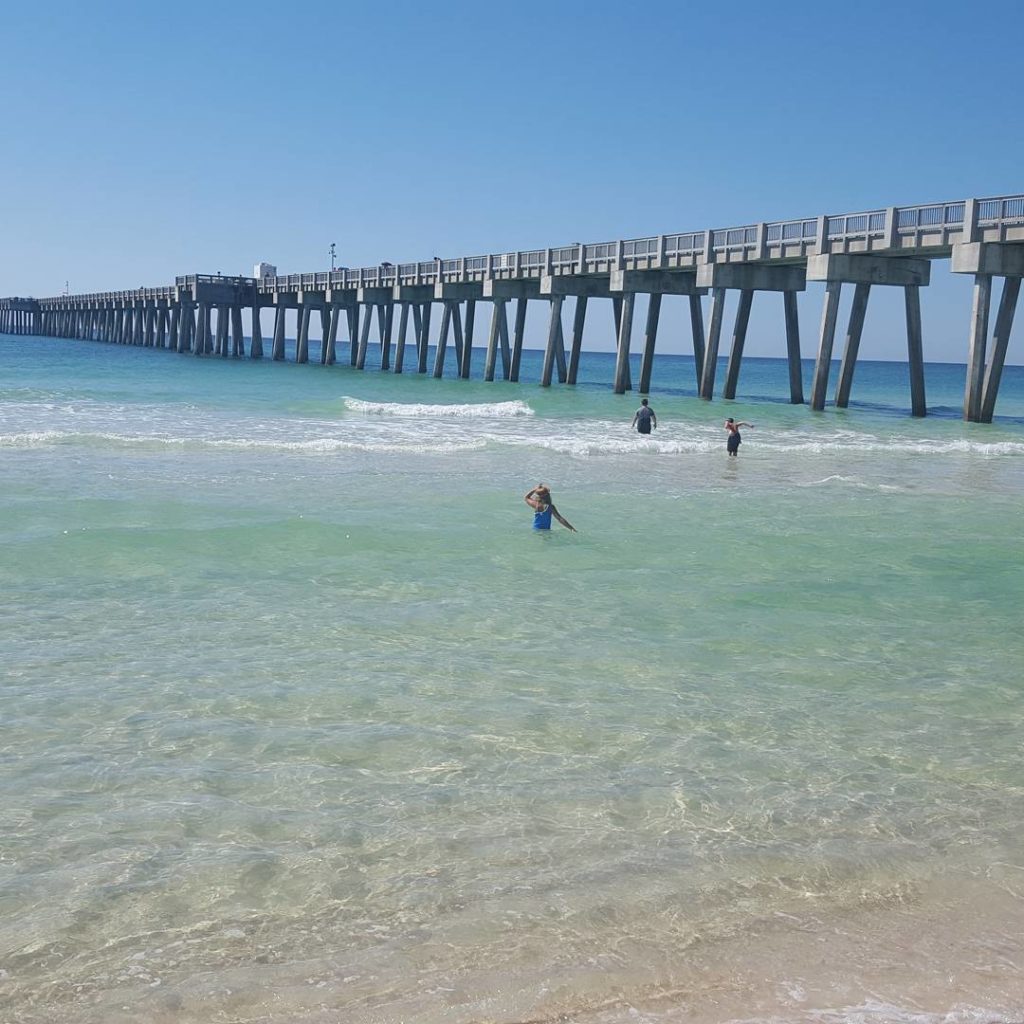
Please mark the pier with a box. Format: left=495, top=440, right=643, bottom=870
left=3, top=193, right=1023, bottom=422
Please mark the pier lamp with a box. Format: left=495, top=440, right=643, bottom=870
left=329, top=242, right=337, bottom=271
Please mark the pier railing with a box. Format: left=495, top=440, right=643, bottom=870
left=8, top=193, right=1024, bottom=308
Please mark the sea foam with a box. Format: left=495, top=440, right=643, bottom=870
left=342, top=396, right=533, bottom=418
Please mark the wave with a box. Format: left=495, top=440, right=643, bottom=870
left=0, top=430, right=488, bottom=455
left=342, top=396, right=533, bottom=418
left=2, top=425, right=1023, bottom=458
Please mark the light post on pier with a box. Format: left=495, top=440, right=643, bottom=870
left=329, top=242, right=336, bottom=271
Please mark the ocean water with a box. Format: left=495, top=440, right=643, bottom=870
left=2, top=334, right=1024, bottom=1024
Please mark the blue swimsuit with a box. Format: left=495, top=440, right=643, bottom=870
left=533, top=505, right=553, bottom=530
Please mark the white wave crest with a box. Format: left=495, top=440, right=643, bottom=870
left=0, top=430, right=488, bottom=455
left=342, top=396, right=533, bottom=418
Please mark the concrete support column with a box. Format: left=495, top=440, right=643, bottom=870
left=178, top=302, right=194, bottom=354
left=231, top=305, right=245, bottom=357
left=783, top=291, right=804, bottom=405
left=613, top=291, right=635, bottom=394
left=195, top=303, right=209, bottom=355
left=416, top=303, right=431, bottom=374
left=810, top=281, right=843, bottom=411
left=272, top=306, right=286, bottom=361
left=410, top=304, right=424, bottom=373
left=144, top=305, right=156, bottom=347
left=347, top=306, right=360, bottom=366
left=979, top=276, right=1022, bottom=423
left=567, top=295, right=588, bottom=385
left=205, top=304, right=214, bottom=354
left=320, top=306, right=331, bottom=356
left=450, top=303, right=465, bottom=372
left=380, top=303, right=394, bottom=371
left=700, top=287, right=726, bottom=399
left=433, top=302, right=452, bottom=377
left=541, top=295, right=564, bottom=388
left=722, top=289, right=754, bottom=400
left=296, top=304, right=311, bottom=363
left=356, top=304, right=372, bottom=369
left=638, top=293, right=662, bottom=395
left=173, top=303, right=185, bottom=352
left=484, top=300, right=501, bottom=382
left=835, top=283, right=871, bottom=408
left=510, top=298, right=527, bottom=382
left=216, top=305, right=229, bottom=357
left=904, top=284, right=926, bottom=418
left=964, top=274, right=991, bottom=422
left=250, top=306, right=264, bottom=359
left=394, top=302, right=410, bottom=373
left=459, top=299, right=475, bottom=378
left=321, top=305, right=338, bottom=365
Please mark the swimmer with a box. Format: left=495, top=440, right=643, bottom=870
left=524, top=484, right=577, bottom=532
left=724, top=417, right=753, bottom=456
left=631, top=398, right=657, bottom=435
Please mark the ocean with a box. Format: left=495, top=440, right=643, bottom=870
left=2, top=334, right=1024, bottom=1024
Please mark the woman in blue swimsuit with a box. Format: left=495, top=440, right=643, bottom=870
left=524, top=484, right=577, bottom=532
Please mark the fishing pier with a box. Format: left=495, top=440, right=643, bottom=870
left=3, top=193, right=1023, bottom=422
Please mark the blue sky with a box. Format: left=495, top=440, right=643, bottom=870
left=2, top=0, right=1022, bottom=361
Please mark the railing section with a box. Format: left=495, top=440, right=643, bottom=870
left=12, top=193, right=1024, bottom=306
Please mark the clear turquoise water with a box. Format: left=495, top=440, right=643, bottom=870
left=2, top=334, right=1024, bottom=1023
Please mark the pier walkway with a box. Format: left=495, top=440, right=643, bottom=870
left=3, top=193, right=1023, bottom=421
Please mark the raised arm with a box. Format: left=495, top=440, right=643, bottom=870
left=549, top=504, right=577, bottom=532
left=524, top=488, right=542, bottom=509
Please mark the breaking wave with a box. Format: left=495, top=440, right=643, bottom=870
left=342, top=397, right=533, bottom=418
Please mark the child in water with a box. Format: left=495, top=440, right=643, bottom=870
left=524, top=485, right=577, bottom=532
left=724, top=418, right=753, bottom=456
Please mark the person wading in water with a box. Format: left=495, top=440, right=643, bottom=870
left=724, top=417, right=753, bottom=456
left=524, top=485, right=577, bottom=532
left=631, top=398, right=657, bottom=435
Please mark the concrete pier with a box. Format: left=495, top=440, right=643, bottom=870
left=695, top=264, right=804, bottom=402
left=806, top=254, right=931, bottom=415
left=953, top=242, right=1024, bottom=422
left=5, top=193, right=1024, bottom=419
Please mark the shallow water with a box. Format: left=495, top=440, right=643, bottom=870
left=2, top=335, right=1024, bottom=1023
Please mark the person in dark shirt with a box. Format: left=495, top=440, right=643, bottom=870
left=631, top=398, right=657, bottom=435
left=724, top=417, right=753, bottom=456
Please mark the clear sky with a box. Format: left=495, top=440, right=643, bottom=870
left=2, top=0, right=1022, bottom=362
